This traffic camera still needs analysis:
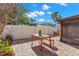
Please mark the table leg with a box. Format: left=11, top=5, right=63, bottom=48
left=53, top=40, right=54, bottom=45
left=40, top=39, right=43, bottom=51
left=49, top=38, right=52, bottom=47
left=31, top=36, right=33, bottom=47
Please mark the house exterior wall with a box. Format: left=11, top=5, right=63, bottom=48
left=61, top=19, right=79, bottom=45
left=1, top=25, right=58, bottom=40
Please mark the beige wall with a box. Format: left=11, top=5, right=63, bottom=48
left=2, top=25, right=58, bottom=40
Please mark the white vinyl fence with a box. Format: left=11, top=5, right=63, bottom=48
left=2, top=25, right=58, bottom=40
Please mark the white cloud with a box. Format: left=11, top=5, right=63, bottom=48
left=57, top=3, right=68, bottom=6
left=34, top=11, right=45, bottom=16
left=26, top=12, right=37, bottom=18
left=31, top=12, right=37, bottom=17
left=42, top=4, right=51, bottom=10
left=38, top=19, right=45, bottom=22
left=47, top=12, right=52, bottom=14
left=47, top=20, right=50, bottom=22
left=26, top=11, right=45, bottom=18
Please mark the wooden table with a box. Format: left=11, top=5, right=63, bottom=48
left=31, top=34, right=54, bottom=51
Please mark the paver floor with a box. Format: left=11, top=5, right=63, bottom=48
left=12, top=37, right=79, bottom=56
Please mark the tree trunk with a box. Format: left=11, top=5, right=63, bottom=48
left=0, top=3, right=19, bottom=36
left=0, top=23, right=6, bottom=36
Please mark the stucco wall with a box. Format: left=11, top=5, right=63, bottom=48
left=2, top=25, right=58, bottom=40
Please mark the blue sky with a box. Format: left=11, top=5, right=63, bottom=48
left=21, top=3, right=79, bottom=25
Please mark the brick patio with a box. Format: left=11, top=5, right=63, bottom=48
left=12, top=37, right=79, bottom=56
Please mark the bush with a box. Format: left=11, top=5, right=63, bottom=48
left=0, top=38, right=5, bottom=49
left=3, top=46, right=14, bottom=56
left=0, top=38, right=14, bottom=56
left=5, top=34, right=13, bottom=46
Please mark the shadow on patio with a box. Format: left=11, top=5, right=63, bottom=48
left=62, top=42, right=79, bottom=49
left=43, top=43, right=59, bottom=51
left=31, top=45, right=58, bottom=56
left=61, top=37, right=79, bottom=49
left=12, top=38, right=32, bottom=45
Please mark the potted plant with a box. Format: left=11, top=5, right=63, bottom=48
left=38, top=29, right=42, bottom=36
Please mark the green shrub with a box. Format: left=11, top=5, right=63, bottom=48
left=0, top=39, right=5, bottom=49
left=0, top=37, right=14, bottom=56
left=3, top=46, right=14, bottom=56
left=5, top=34, right=13, bottom=46
left=5, top=39, right=10, bottom=46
